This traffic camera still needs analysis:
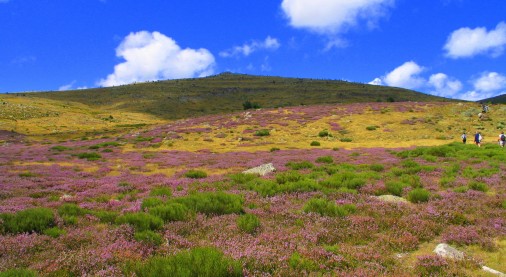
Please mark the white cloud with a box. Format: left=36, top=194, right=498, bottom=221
left=59, top=81, right=87, bottom=91
left=428, top=73, right=462, bottom=97
left=219, top=36, right=281, bottom=58
left=281, top=0, right=394, bottom=34
left=382, top=61, right=425, bottom=89
left=444, top=22, right=506, bottom=58
left=458, top=72, right=506, bottom=101
left=368, top=77, right=383, bottom=86
left=98, top=31, right=215, bottom=87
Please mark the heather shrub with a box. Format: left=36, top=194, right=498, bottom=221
left=321, top=172, right=366, bottom=190
left=58, top=203, right=84, bottom=217
left=369, top=164, right=384, bottom=172
left=246, top=179, right=278, bottom=197
left=149, top=186, right=172, bottom=197
left=407, top=188, right=430, bottom=203
left=399, top=174, right=422, bottom=188
left=1, top=207, right=55, bottom=234
left=116, top=212, right=164, bottom=231
left=91, top=210, right=118, bottom=224
left=134, top=230, right=163, bottom=246
left=254, top=129, right=270, bottom=136
left=468, top=181, right=488, bottom=192
left=286, top=160, right=314, bottom=170
left=453, top=186, right=469, bottom=193
left=173, top=192, right=244, bottom=215
left=148, top=203, right=190, bottom=222
left=89, top=141, right=120, bottom=149
left=502, top=200, right=506, bottom=209
left=310, top=141, right=320, bottom=146
left=303, top=198, right=356, bottom=217
left=318, top=130, right=331, bottom=137
left=315, top=155, right=333, bottom=164
left=184, top=169, right=208, bottom=179
left=289, top=252, right=317, bottom=271
left=0, top=268, right=38, bottom=277
left=415, top=255, right=448, bottom=277
left=237, top=213, right=261, bottom=234
left=43, top=227, right=66, bottom=238
left=50, top=145, right=71, bottom=151
left=128, top=247, right=242, bottom=277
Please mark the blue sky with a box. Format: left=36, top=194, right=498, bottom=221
left=1, top=0, right=506, bottom=101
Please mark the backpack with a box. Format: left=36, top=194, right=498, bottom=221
left=501, top=134, right=505, bottom=142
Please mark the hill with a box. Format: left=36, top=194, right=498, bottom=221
left=18, top=73, right=450, bottom=120
left=480, top=93, right=506, bottom=104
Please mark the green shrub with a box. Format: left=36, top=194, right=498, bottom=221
left=469, top=181, right=488, bottom=192
left=369, top=164, right=384, bottom=172
left=283, top=179, right=321, bottom=193
left=246, top=179, right=278, bottom=197
left=254, top=129, right=270, bottom=136
left=321, top=172, right=366, bottom=190
left=149, top=186, right=172, bottom=197
left=237, top=214, right=261, bottom=234
left=129, top=247, right=242, bottom=277
left=61, top=215, right=78, bottom=225
left=286, top=161, right=314, bottom=170
left=289, top=252, right=317, bottom=271
left=310, top=141, right=320, bottom=146
left=92, top=210, right=118, bottom=224
left=502, top=200, right=506, bottom=209
left=18, top=172, right=36, bottom=178
left=318, top=130, right=331, bottom=137
left=174, top=192, right=244, bottom=215
left=58, top=203, right=84, bottom=217
left=242, top=100, right=260, bottom=110
left=89, top=141, right=120, bottom=149
left=315, top=156, right=334, bottom=164
left=0, top=268, right=38, bottom=277
left=116, top=212, right=164, bottom=231
left=453, top=186, right=469, bottom=193
left=385, top=181, right=407, bottom=196
left=76, top=152, right=102, bottom=161
left=134, top=230, right=163, bottom=246
left=270, top=147, right=280, bottom=152
left=399, top=174, right=422, bottom=188
left=407, top=188, right=430, bottom=203
left=340, top=138, right=352, bottom=142
left=276, top=170, right=304, bottom=184
left=50, top=145, right=71, bottom=152
left=43, top=227, right=66, bottom=238
left=148, top=203, right=190, bottom=222
left=303, top=198, right=356, bottom=217
left=1, top=208, right=55, bottom=234
left=228, top=173, right=257, bottom=185
left=184, top=169, right=208, bottom=179
left=366, top=125, right=378, bottom=131
left=141, top=197, right=165, bottom=211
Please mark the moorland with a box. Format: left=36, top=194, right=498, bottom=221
left=0, top=74, right=505, bottom=276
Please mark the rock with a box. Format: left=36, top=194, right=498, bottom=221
left=482, top=266, right=506, bottom=277
left=59, top=194, right=74, bottom=201
left=433, top=243, right=465, bottom=260
left=373, top=195, right=408, bottom=204
left=243, top=163, right=276, bottom=176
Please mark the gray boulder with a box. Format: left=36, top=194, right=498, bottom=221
left=433, top=243, right=465, bottom=260
left=243, top=163, right=276, bottom=176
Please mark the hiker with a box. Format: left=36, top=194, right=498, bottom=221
left=474, top=131, right=482, bottom=147
left=461, top=132, right=467, bottom=144
left=498, top=132, right=505, bottom=148
left=478, top=112, right=483, bottom=120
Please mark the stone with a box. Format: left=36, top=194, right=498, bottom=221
left=243, top=163, right=276, bottom=176
left=433, top=243, right=465, bottom=260
left=373, top=195, right=408, bottom=204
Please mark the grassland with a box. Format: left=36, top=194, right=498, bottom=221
left=1, top=76, right=505, bottom=276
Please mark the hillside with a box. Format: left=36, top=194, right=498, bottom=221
left=480, top=94, right=506, bottom=104
left=18, top=73, right=450, bottom=120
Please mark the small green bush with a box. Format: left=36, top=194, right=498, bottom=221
left=129, top=247, right=242, bottom=277
left=289, top=252, right=317, bottom=271
left=318, top=130, right=331, bottom=137
left=228, top=173, right=257, bottom=185
left=254, top=129, right=270, bottom=136
left=58, top=203, right=84, bottom=217
left=92, top=210, right=118, bottom=224
left=243, top=100, right=260, bottom=110
left=340, top=138, right=352, bottom=142
left=148, top=203, right=190, bottom=222
left=50, top=145, right=71, bottom=152
left=303, top=198, right=356, bottom=217
left=141, top=197, right=165, bottom=211
left=315, top=156, right=334, bottom=164
left=76, top=152, right=102, bottom=161
left=134, top=230, right=163, bottom=246
left=385, top=181, right=407, bottom=196
left=174, top=192, right=244, bottom=215
left=43, top=227, right=67, bottom=238
left=369, top=164, right=384, bottom=172
left=469, top=181, right=488, bottom=192
left=149, top=186, right=172, bottom=197
left=246, top=179, right=278, bottom=197
left=1, top=208, right=55, bottom=234
left=89, top=141, right=120, bottom=149
left=18, top=172, right=36, bottom=178
left=502, top=200, right=506, bottom=209
left=286, top=160, right=314, bottom=170
left=0, top=268, right=38, bottom=277
left=453, top=186, right=469, bottom=193
left=237, top=214, right=261, bottom=234
left=116, top=212, right=164, bottom=231
left=184, top=169, right=208, bottom=179
left=270, top=147, right=280, bottom=152
left=366, top=125, right=379, bottom=131
left=275, top=170, right=304, bottom=184
left=407, top=188, right=430, bottom=203
left=310, top=141, right=321, bottom=146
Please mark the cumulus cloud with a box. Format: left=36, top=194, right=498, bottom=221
left=444, top=22, right=506, bottom=58
left=98, top=31, right=215, bottom=87
left=460, top=72, right=506, bottom=101
left=59, top=81, right=88, bottom=91
left=219, top=36, right=281, bottom=58
left=281, top=0, right=395, bottom=34
left=381, top=61, right=425, bottom=89
left=428, top=73, right=462, bottom=98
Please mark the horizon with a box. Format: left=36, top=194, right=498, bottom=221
left=1, top=1, right=506, bottom=101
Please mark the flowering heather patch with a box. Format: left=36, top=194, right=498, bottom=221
left=1, top=102, right=506, bottom=275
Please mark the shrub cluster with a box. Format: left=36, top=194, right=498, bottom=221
left=1, top=207, right=55, bottom=234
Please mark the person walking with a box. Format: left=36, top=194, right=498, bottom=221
left=498, top=131, right=505, bottom=148
left=461, top=132, right=467, bottom=144
left=474, top=131, right=482, bottom=147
